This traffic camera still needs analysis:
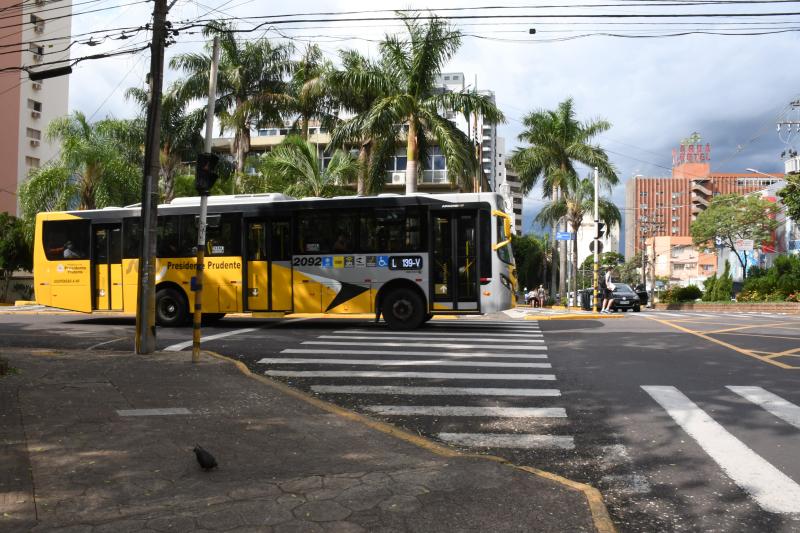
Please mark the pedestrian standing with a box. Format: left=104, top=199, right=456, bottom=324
left=536, top=285, right=546, bottom=308
left=601, top=267, right=617, bottom=313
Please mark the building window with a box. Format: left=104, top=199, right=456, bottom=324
left=672, top=192, right=681, bottom=199
left=640, top=203, right=648, bottom=209
left=26, top=128, right=41, bottom=140
left=444, top=75, right=450, bottom=80
left=29, top=42, right=44, bottom=58
left=671, top=226, right=678, bottom=234
left=671, top=216, right=679, bottom=222
left=640, top=191, right=647, bottom=197
left=27, top=99, right=42, bottom=113
left=25, top=156, right=39, bottom=168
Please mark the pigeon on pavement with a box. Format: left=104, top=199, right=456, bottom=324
left=193, top=445, right=218, bottom=471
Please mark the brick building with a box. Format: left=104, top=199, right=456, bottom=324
left=624, top=139, right=784, bottom=261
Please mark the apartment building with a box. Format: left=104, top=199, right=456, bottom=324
left=0, top=0, right=72, bottom=214
left=576, top=213, right=620, bottom=266
left=494, top=137, right=523, bottom=236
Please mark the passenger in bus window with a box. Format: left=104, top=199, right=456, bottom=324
left=63, top=241, right=81, bottom=259
left=333, top=233, right=350, bottom=252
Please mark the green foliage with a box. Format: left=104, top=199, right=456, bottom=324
left=0, top=214, right=33, bottom=302
left=512, top=234, right=549, bottom=290
left=738, top=254, right=800, bottom=302
left=778, top=174, right=800, bottom=223
left=701, top=273, right=718, bottom=301
left=705, top=261, right=733, bottom=301
left=691, top=194, right=779, bottom=277
left=662, top=284, right=702, bottom=303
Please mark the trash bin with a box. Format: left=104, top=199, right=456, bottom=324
left=579, top=289, right=592, bottom=311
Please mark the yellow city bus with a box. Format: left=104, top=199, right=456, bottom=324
left=33, top=192, right=516, bottom=329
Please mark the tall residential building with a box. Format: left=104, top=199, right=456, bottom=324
left=0, top=0, right=72, bottom=214
left=494, top=138, right=523, bottom=235
left=624, top=138, right=784, bottom=259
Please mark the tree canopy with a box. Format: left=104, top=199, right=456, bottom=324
left=691, top=194, right=780, bottom=277
left=778, top=174, right=800, bottom=223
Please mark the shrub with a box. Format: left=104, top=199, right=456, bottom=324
left=740, top=255, right=800, bottom=301
left=663, top=285, right=702, bottom=303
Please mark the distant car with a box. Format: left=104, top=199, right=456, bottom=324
left=634, top=284, right=648, bottom=307
left=610, top=283, right=641, bottom=312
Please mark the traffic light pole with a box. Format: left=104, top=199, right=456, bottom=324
left=593, top=167, right=600, bottom=312
left=192, top=35, right=220, bottom=363
left=135, top=0, right=168, bottom=354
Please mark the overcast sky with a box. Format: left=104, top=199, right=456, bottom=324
left=69, top=0, right=800, bottom=235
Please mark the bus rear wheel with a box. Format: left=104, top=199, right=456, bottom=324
left=382, top=288, right=425, bottom=330
left=156, top=287, right=189, bottom=327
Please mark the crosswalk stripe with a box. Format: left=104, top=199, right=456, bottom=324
left=423, top=322, right=543, bottom=329
left=364, top=406, right=567, bottom=417
left=310, top=385, right=561, bottom=396
left=282, top=349, right=548, bottom=359
left=438, top=433, right=574, bottom=449
left=657, top=312, right=683, bottom=317
left=265, top=370, right=556, bottom=380
left=319, top=334, right=542, bottom=341
left=333, top=330, right=541, bottom=338
left=258, top=358, right=551, bottom=369
left=642, top=385, right=800, bottom=514
left=302, top=341, right=543, bottom=350
left=726, top=386, right=800, bottom=430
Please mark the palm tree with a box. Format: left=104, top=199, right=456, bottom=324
left=535, top=176, right=621, bottom=306
left=289, top=44, right=338, bottom=140
left=125, top=84, right=205, bottom=202
left=509, top=98, right=618, bottom=298
left=170, top=23, right=294, bottom=176
left=340, top=13, right=504, bottom=194
left=327, top=49, right=395, bottom=196
left=262, top=135, right=360, bottom=198
left=18, top=113, right=141, bottom=239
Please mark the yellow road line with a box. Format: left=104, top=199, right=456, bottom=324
left=766, top=346, right=800, bottom=357
left=701, top=322, right=788, bottom=335
left=204, top=350, right=616, bottom=533
left=643, top=316, right=798, bottom=370
left=713, top=332, right=800, bottom=342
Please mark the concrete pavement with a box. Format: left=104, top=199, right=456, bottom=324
left=0, top=348, right=611, bottom=532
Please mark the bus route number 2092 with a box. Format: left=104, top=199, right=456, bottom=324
left=388, top=256, right=423, bottom=270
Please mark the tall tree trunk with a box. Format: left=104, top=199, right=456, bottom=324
left=357, top=142, right=368, bottom=196
left=557, top=190, right=566, bottom=301
left=572, top=222, right=579, bottom=307
left=405, top=118, right=417, bottom=194
left=300, top=115, right=309, bottom=140
left=550, top=224, right=558, bottom=299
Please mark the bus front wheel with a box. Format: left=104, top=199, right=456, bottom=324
left=156, top=288, right=189, bottom=327
left=382, top=288, right=425, bottom=330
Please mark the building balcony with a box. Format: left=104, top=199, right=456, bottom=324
left=385, top=170, right=450, bottom=185
left=692, top=194, right=709, bottom=207
left=691, top=180, right=712, bottom=196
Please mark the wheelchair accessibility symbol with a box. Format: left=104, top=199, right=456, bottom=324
left=377, top=256, right=389, bottom=268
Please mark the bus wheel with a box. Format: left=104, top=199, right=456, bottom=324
left=156, top=288, right=189, bottom=327
left=382, top=288, right=424, bottom=330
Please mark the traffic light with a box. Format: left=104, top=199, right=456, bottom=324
left=195, top=152, right=220, bottom=195
left=596, top=222, right=605, bottom=240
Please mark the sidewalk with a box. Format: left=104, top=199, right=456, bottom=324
left=1, top=349, right=610, bottom=533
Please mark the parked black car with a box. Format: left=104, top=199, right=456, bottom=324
left=610, top=283, right=641, bottom=312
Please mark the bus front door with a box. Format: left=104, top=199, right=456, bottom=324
left=431, top=211, right=480, bottom=312
left=92, top=225, right=123, bottom=311
left=245, top=219, right=292, bottom=312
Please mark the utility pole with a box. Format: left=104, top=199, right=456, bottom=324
left=192, top=36, right=221, bottom=363
left=135, top=0, right=169, bottom=354
left=593, top=167, right=599, bottom=311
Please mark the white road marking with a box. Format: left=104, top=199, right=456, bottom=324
left=258, top=357, right=551, bottom=369
left=365, top=405, right=567, bottom=417
left=310, top=385, right=561, bottom=396
left=163, top=317, right=311, bottom=352
left=438, top=433, right=574, bottom=449
left=727, top=386, right=800, bottom=430
left=164, top=328, right=259, bottom=351
left=283, top=348, right=547, bottom=359
left=302, top=341, right=543, bottom=350
left=266, top=370, right=556, bottom=380
left=642, top=385, right=800, bottom=514
left=332, top=330, right=541, bottom=338
left=318, top=334, right=542, bottom=341
left=657, top=312, right=684, bottom=317
left=117, top=408, right=191, bottom=416
left=87, top=338, right=123, bottom=350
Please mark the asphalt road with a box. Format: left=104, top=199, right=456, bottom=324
left=2, top=308, right=799, bottom=532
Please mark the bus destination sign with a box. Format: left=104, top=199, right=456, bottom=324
left=388, top=255, right=423, bottom=270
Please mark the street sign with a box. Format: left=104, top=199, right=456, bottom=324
left=556, top=231, right=575, bottom=241
left=590, top=240, right=603, bottom=253
left=734, top=239, right=754, bottom=252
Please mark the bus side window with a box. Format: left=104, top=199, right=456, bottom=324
left=123, top=218, right=140, bottom=259
left=156, top=216, right=180, bottom=258
left=43, top=220, right=90, bottom=261
left=205, top=214, right=241, bottom=256
left=296, top=211, right=332, bottom=253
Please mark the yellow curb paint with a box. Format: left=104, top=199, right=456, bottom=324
left=524, top=314, right=625, bottom=321
left=431, top=315, right=458, bottom=320
left=204, top=349, right=616, bottom=533
left=643, top=316, right=798, bottom=370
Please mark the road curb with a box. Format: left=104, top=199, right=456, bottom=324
left=525, top=313, right=627, bottom=321
left=203, top=349, right=617, bottom=533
